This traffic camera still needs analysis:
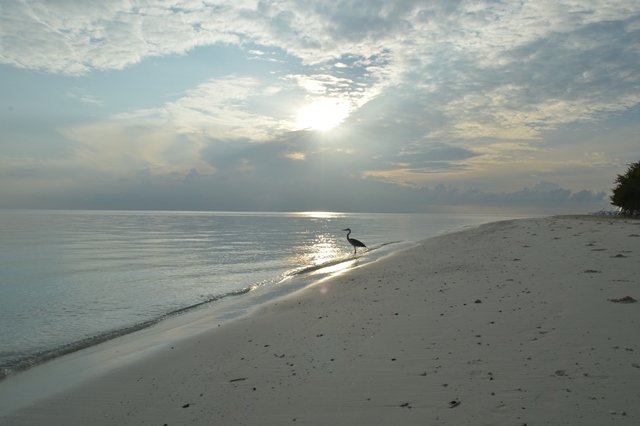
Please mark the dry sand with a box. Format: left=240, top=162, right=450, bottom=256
left=1, top=215, right=639, bottom=425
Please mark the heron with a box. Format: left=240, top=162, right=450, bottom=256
left=342, top=228, right=366, bottom=255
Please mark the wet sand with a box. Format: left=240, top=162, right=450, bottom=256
left=1, top=215, right=639, bottom=425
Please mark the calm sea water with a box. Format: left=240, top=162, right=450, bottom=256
left=0, top=210, right=522, bottom=377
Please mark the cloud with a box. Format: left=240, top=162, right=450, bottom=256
left=57, top=75, right=299, bottom=175
left=0, top=1, right=240, bottom=74
left=67, top=88, right=103, bottom=106
left=4, top=2, right=638, bottom=128
left=1, top=1, right=638, bottom=212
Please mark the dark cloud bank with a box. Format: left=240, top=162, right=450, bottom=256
left=5, top=166, right=607, bottom=214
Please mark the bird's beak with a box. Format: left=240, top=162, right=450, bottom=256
left=342, top=228, right=349, bottom=231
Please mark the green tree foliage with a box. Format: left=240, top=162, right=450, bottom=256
left=610, top=160, right=640, bottom=215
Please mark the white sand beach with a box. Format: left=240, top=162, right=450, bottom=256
left=1, top=215, right=639, bottom=425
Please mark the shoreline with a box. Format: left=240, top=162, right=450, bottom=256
left=0, top=236, right=424, bottom=382
left=2, top=215, right=639, bottom=425
left=0, top=238, right=415, bottom=385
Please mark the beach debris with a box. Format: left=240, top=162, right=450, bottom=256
left=608, top=296, right=637, bottom=303
left=449, top=400, right=460, bottom=408
left=554, top=370, right=567, bottom=377
left=611, top=254, right=628, bottom=258
left=474, top=299, right=482, bottom=303
left=230, top=377, right=247, bottom=382
left=631, top=363, right=640, bottom=369
left=583, top=269, right=601, bottom=273
left=182, top=403, right=190, bottom=408
left=400, top=402, right=412, bottom=408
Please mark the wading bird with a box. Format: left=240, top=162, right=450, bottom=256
left=342, top=228, right=367, bottom=255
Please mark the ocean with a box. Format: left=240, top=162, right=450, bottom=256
left=0, top=209, right=523, bottom=378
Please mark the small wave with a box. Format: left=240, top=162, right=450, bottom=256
left=0, top=287, right=253, bottom=381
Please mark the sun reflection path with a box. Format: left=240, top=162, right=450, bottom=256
left=308, top=238, right=340, bottom=265
left=287, top=231, right=356, bottom=280
left=282, top=212, right=366, bottom=295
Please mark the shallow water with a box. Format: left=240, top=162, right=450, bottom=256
left=0, top=210, right=522, bottom=377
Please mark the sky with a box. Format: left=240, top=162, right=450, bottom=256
left=1, top=0, right=639, bottom=214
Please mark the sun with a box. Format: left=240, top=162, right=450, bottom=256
left=295, top=98, right=350, bottom=131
